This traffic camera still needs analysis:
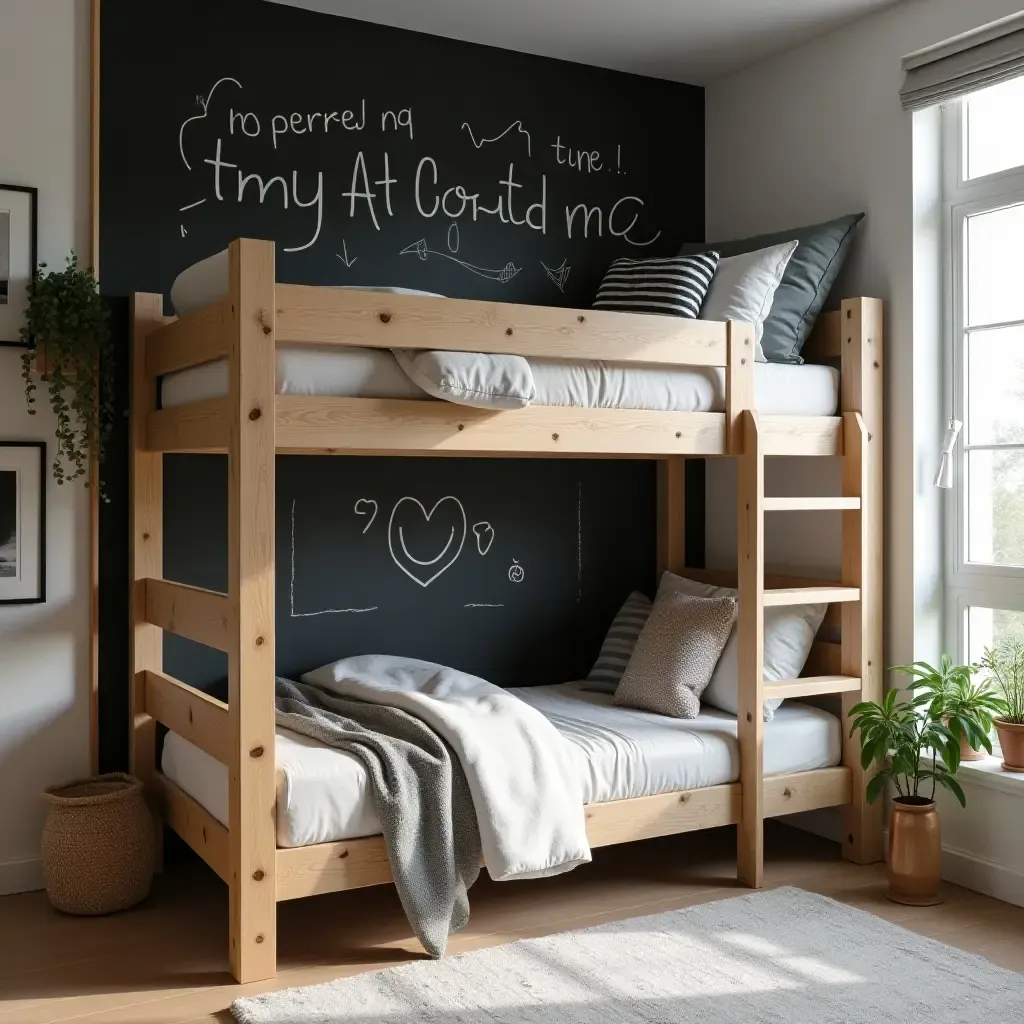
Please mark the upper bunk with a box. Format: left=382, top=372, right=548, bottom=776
left=133, top=238, right=882, bottom=460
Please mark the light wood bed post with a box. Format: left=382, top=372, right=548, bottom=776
left=726, top=320, right=763, bottom=888
left=840, top=297, right=885, bottom=865
left=227, top=239, right=278, bottom=982
left=657, top=458, right=687, bottom=578
left=130, top=293, right=166, bottom=865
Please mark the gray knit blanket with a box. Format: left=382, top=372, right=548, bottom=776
left=273, top=677, right=481, bottom=958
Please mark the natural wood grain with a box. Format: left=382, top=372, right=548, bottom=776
left=840, top=301, right=885, bottom=868
left=763, top=675, right=861, bottom=700
left=227, top=239, right=279, bottom=983
left=763, top=585, right=860, bottom=606
left=147, top=397, right=230, bottom=453
left=763, top=767, right=851, bottom=816
left=143, top=670, right=230, bottom=765
left=275, top=284, right=730, bottom=366
left=275, top=396, right=728, bottom=457
left=146, top=302, right=229, bottom=377
left=656, top=458, right=687, bottom=578
left=761, top=416, right=844, bottom=455
left=736, top=410, right=764, bottom=888
left=726, top=320, right=755, bottom=454
left=130, top=294, right=166, bottom=865
left=153, top=773, right=230, bottom=884
left=142, top=578, right=231, bottom=652
left=763, top=496, right=861, bottom=511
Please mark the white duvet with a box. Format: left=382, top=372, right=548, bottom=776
left=302, top=655, right=592, bottom=881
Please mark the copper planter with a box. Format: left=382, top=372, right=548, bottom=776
left=887, top=799, right=942, bottom=907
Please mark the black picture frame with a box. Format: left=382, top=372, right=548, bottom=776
left=0, top=184, right=39, bottom=348
left=0, top=441, right=46, bottom=604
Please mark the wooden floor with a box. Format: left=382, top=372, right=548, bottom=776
left=3, top=823, right=1023, bottom=1024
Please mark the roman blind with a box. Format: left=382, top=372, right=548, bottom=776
left=901, top=12, right=1024, bottom=111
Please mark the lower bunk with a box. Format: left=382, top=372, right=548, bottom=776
left=155, top=680, right=852, bottom=902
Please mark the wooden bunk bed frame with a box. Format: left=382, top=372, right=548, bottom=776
left=130, top=238, right=884, bottom=983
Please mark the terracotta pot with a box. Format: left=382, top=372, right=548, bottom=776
left=41, top=773, right=154, bottom=915
left=995, top=718, right=1024, bottom=773
left=958, top=730, right=987, bottom=762
left=887, top=799, right=942, bottom=907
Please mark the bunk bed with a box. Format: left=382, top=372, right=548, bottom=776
left=130, top=237, right=884, bottom=983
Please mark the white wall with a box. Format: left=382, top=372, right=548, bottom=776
left=705, top=0, right=1024, bottom=903
left=0, top=0, right=91, bottom=895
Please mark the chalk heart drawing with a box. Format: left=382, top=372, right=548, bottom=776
left=353, top=498, right=378, bottom=534
left=472, top=521, right=495, bottom=556
left=388, top=496, right=467, bottom=587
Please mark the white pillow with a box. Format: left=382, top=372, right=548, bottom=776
left=657, top=571, right=826, bottom=721
left=392, top=349, right=535, bottom=410
left=698, top=240, right=799, bottom=362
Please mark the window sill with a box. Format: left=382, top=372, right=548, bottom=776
left=956, top=756, right=1024, bottom=797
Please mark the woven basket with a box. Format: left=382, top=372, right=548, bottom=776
left=41, top=773, right=155, bottom=915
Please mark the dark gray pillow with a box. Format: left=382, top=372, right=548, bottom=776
left=680, top=213, right=863, bottom=364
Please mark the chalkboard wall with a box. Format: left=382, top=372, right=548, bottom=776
left=97, top=0, right=706, bottom=766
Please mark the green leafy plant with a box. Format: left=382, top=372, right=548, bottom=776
left=980, top=640, right=1024, bottom=724
left=20, top=254, right=113, bottom=497
left=848, top=658, right=986, bottom=809
left=898, top=655, right=1005, bottom=757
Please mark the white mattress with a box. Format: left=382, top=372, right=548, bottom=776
left=160, top=348, right=839, bottom=416
left=161, top=681, right=841, bottom=849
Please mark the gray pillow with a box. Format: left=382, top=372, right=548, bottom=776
left=613, top=591, right=736, bottom=719
left=582, top=591, right=652, bottom=694
left=679, top=213, right=863, bottom=364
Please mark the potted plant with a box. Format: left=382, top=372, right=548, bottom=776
left=19, top=253, right=114, bottom=497
left=980, top=640, right=1024, bottom=773
left=895, top=655, right=1004, bottom=762
left=849, top=659, right=982, bottom=907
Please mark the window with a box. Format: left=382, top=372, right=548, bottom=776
left=943, top=77, right=1024, bottom=665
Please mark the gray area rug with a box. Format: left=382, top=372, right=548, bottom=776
left=232, top=886, right=1024, bottom=1023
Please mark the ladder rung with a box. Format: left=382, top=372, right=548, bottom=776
left=764, top=675, right=861, bottom=699
left=763, top=497, right=861, bottom=511
left=763, top=586, right=860, bottom=606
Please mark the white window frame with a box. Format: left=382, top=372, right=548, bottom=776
left=942, top=94, right=1024, bottom=664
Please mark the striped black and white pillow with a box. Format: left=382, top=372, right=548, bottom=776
left=593, top=252, right=720, bottom=318
left=582, top=591, right=653, bottom=694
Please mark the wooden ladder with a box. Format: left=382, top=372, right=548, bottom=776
left=736, top=306, right=883, bottom=886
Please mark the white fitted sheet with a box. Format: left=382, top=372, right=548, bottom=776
left=161, top=681, right=841, bottom=849
left=160, top=349, right=838, bottom=416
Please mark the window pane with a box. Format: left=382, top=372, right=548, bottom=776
left=967, top=448, right=1024, bottom=565
left=966, top=77, right=1024, bottom=180
left=966, top=326, right=1024, bottom=444
left=967, top=204, right=1024, bottom=326
left=967, top=606, right=1024, bottom=662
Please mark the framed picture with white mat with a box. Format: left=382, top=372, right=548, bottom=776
left=0, top=442, right=45, bottom=604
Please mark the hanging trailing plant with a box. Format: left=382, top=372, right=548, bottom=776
left=19, top=254, right=114, bottom=499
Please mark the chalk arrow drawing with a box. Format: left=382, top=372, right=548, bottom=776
left=178, top=77, right=242, bottom=171
left=401, top=239, right=520, bottom=284
left=388, top=496, right=467, bottom=588
left=461, top=119, right=532, bottom=158
left=353, top=498, right=378, bottom=534
left=541, top=259, right=570, bottom=293
left=472, top=522, right=495, bottom=556
left=336, top=240, right=358, bottom=268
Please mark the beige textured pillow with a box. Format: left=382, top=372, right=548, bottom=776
left=613, top=591, right=736, bottom=719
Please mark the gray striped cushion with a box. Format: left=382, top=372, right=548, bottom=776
left=593, top=252, right=719, bottom=319
left=583, top=591, right=652, bottom=693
